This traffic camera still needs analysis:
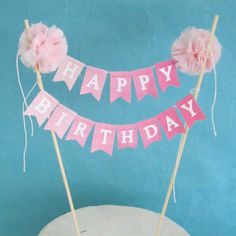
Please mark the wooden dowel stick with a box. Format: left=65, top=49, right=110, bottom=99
left=155, top=15, right=219, bottom=236
left=24, top=19, right=81, bottom=236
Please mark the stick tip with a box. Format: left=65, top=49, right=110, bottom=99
left=214, top=15, right=219, bottom=22
left=24, top=19, right=30, bottom=29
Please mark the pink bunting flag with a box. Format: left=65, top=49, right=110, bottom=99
left=176, top=94, right=206, bottom=128
left=91, top=123, right=116, bottom=155
left=117, top=124, right=138, bottom=149
left=44, top=104, right=76, bottom=139
left=24, top=90, right=59, bottom=126
left=80, top=66, right=107, bottom=101
left=137, top=117, right=162, bottom=148
left=157, top=107, right=185, bottom=140
left=155, top=60, right=180, bottom=92
left=132, top=67, right=158, bottom=100
left=110, top=72, right=132, bottom=103
left=66, top=115, right=94, bottom=147
left=53, top=55, right=84, bottom=90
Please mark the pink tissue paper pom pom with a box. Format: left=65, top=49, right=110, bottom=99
left=18, top=22, right=68, bottom=73
left=171, top=27, right=222, bottom=76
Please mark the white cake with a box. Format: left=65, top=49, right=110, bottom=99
left=39, top=205, right=189, bottom=236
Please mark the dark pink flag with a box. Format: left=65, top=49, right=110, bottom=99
left=24, top=90, right=59, bottom=126
left=80, top=66, right=107, bottom=101
left=91, top=123, right=116, bottom=155
left=176, top=94, right=206, bottom=128
left=117, top=124, right=138, bottom=149
left=132, top=67, right=158, bottom=100
left=137, top=117, right=162, bottom=148
left=110, top=71, right=132, bottom=103
left=157, top=107, right=185, bottom=140
left=53, top=55, right=84, bottom=90
left=44, top=105, right=76, bottom=139
left=66, top=115, right=94, bottom=147
left=155, top=60, right=180, bottom=92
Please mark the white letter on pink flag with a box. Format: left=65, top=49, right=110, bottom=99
left=66, top=115, right=94, bottom=147
left=44, top=105, right=76, bottom=139
left=137, top=117, right=162, bottom=148
left=155, top=60, right=180, bottom=92
left=176, top=94, right=206, bottom=128
left=80, top=67, right=107, bottom=101
left=53, top=55, right=84, bottom=90
left=91, top=123, right=116, bottom=155
left=132, top=67, right=158, bottom=100
left=157, top=107, right=184, bottom=140
left=117, top=125, right=138, bottom=149
left=110, top=71, right=132, bottom=103
left=24, top=90, right=59, bottom=126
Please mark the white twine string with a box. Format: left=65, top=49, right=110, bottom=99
left=172, top=53, right=218, bottom=203
left=173, top=181, right=177, bottom=204
left=189, top=87, right=200, bottom=95
left=189, top=54, right=217, bottom=136
left=210, top=51, right=218, bottom=136
left=16, top=50, right=37, bottom=172
left=16, top=51, right=34, bottom=135
left=22, top=81, right=37, bottom=172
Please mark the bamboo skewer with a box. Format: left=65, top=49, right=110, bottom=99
left=155, top=15, right=219, bottom=236
left=24, top=19, right=81, bottom=236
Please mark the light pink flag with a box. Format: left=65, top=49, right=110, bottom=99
left=66, top=115, right=94, bottom=147
left=137, top=117, right=162, bottom=148
left=157, top=107, right=185, bottom=140
left=176, top=94, right=206, bottom=128
left=53, top=55, right=84, bottom=90
left=110, top=71, right=132, bottom=103
left=132, top=67, right=158, bottom=100
left=80, top=66, right=107, bottom=101
left=91, top=123, right=116, bottom=155
left=44, top=105, right=76, bottom=139
left=24, top=90, right=59, bottom=126
left=117, top=124, right=138, bottom=149
left=155, top=60, right=180, bottom=92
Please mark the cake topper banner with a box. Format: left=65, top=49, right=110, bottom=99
left=17, top=19, right=221, bottom=235
left=25, top=90, right=205, bottom=155
left=52, top=56, right=180, bottom=103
